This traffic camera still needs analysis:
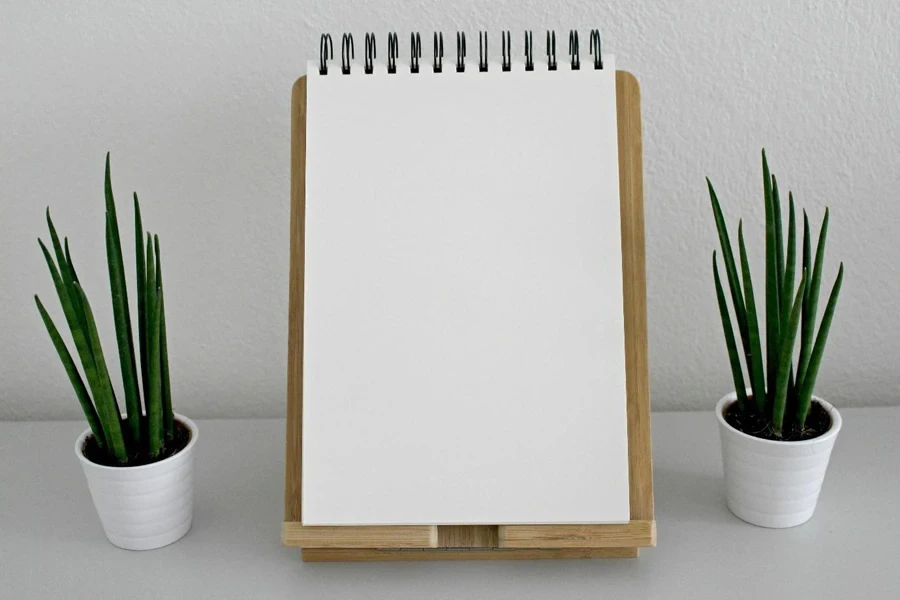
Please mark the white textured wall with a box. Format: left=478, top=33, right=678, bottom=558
left=2, top=0, right=898, bottom=420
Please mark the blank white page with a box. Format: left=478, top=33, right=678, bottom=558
left=302, top=57, right=629, bottom=525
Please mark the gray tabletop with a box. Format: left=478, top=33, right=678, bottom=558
left=2, top=407, right=898, bottom=599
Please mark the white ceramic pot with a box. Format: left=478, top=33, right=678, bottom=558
left=75, top=414, right=198, bottom=550
left=716, top=393, right=841, bottom=528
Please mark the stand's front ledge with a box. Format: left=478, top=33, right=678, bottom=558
left=281, top=519, right=656, bottom=551
left=281, top=523, right=438, bottom=548
left=499, top=520, right=656, bottom=548
left=300, top=547, right=641, bottom=562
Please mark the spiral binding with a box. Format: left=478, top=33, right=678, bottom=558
left=318, top=30, right=604, bottom=74
left=341, top=34, right=354, bottom=74
left=569, top=30, right=580, bottom=70
left=478, top=32, right=488, bottom=72
left=546, top=31, right=557, bottom=71
left=319, top=34, right=333, bottom=75
left=434, top=32, right=443, bottom=73
left=589, top=29, right=603, bottom=69
left=501, top=31, right=511, bottom=72
left=410, top=32, right=421, bottom=73
left=524, top=30, right=534, bottom=71
left=364, top=33, right=376, bottom=74
left=387, top=32, right=399, bottom=74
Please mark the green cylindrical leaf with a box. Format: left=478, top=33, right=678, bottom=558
left=786, top=365, right=797, bottom=424
left=39, top=239, right=103, bottom=416
left=146, top=235, right=163, bottom=456
left=713, top=252, right=747, bottom=412
left=797, top=213, right=813, bottom=383
left=72, top=283, right=128, bottom=463
left=772, top=272, right=807, bottom=435
left=47, top=222, right=97, bottom=388
left=763, top=151, right=781, bottom=407
left=801, top=211, right=812, bottom=305
left=707, top=178, right=754, bottom=381
left=797, top=209, right=829, bottom=390
left=159, top=288, right=174, bottom=440
left=780, top=194, right=797, bottom=335
left=104, top=157, right=142, bottom=448
left=135, top=193, right=149, bottom=407
left=39, top=238, right=68, bottom=311
left=796, top=264, right=844, bottom=427
left=772, top=175, right=785, bottom=300
left=64, top=238, right=80, bottom=283
left=35, top=295, right=106, bottom=448
left=106, top=214, right=142, bottom=447
left=155, top=235, right=174, bottom=440
left=46, top=209, right=72, bottom=288
left=738, top=223, right=767, bottom=412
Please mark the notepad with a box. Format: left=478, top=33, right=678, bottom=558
left=301, top=56, right=629, bottom=526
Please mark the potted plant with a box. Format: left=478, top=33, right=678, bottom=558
left=35, top=154, right=197, bottom=550
left=708, top=150, right=844, bottom=528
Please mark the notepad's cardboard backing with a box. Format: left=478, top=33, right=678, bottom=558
left=282, top=71, right=654, bottom=561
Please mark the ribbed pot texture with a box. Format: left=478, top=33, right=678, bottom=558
left=716, top=393, right=841, bottom=528
left=75, top=414, right=198, bottom=550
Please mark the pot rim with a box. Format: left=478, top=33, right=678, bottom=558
left=74, top=413, right=199, bottom=471
left=715, top=392, right=842, bottom=446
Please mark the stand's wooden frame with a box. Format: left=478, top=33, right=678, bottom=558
left=282, top=71, right=654, bottom=561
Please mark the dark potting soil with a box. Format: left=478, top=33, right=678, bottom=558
left=82, top=419, right=192, bottom=467
left=724, top=399, right=832, bottom=442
